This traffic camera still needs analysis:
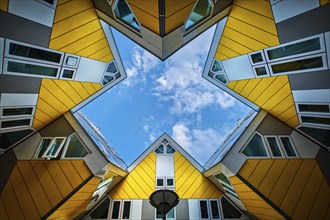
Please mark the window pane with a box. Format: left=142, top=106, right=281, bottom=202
left=107, top=62, right=117, bottom=73
left=301, top=116, right=330, bottom=126
left=280, top=137, right=296, bottom=157
left=45, top=138, right=65, bottom=156
left=242, top=134, right=268, bottom=157
left=212, top=60, right=223, bottom=72
left=122, top=201, right=131, bottom=219
left=215, top=73, right=227, bottom=84
left=64, top=134, right=88, bottom=158
left=255, top=66, right=268, bottom=76
left=0, top=129, right=33, bottom=150
left=2, top=107, right=33, bottom=116
left=155, top=145, right=164, bottom=154
left=7, top=61, right=58, bottom=77
left=114, top=0, right=140, bottom=31
left=36, top=138, right=51, bottom=158
left=298, top=104, right=330, bottom=113
left=1, top=119, right=31, bottom=128
left=9, top=43, right=62, bottom=63
left=167, top=208, right=174, bottom=218
left=90, top=197, right=110, bottom=219
left=221, top=197, right=242, bottom=218
left=102, top=75, right=114, bottom=86
left=251, top=53, right=263, bottom=63
left=185, top=0, right=212, bottom=30
left=271, top=56, right=323, bottom=74
left=167, top=178, right=174, bottom=186
left=267, top=37, right=320, bottom=60
left=157, top=178, right=164, bottom=186
left=215, top=173, right=232, bottom=186
left=210, top=200, right=220, bottom=219
left=62, top=69, right=74, bottom=79
left=111, top=201, right=121, bottom=219
left=166, top=145, right=175, bottom=154
left=267, top=137, right=282, bottom=157
left=299, top=126, right=330, bottom=148
left=199, top=200, right=209, bottom=218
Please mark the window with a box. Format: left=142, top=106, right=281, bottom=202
left=298, top=104, right=330, bottom=113
left=298, top=126, right=330, bottom=149
left=300, top=115, right=330, bottom=126
left=210, top=200, right=220, bottom=219
left=114, top=0, right=140, bottom=31
left=215, top=173, right=232, bottom=187
left=42, top=137, right=66, bottom=158
left=0, top=129, right=33, bottom=151
left=167, top=178, right=174, bottom=187
left=60, top=68, right=75, bottom=80
left=157, top=178, right=164, bottom=187
left=250, top=52, right=265, bottom=64
left=102, top=62, right=120, bottom=86
left=156, top=177, right=174, bottom=188
left=215, top=74, right=228, bottom=84
left=122, top=201, right=131, bottom=219
left=212, top=60, right=223, bottom=72
left=185, top=0, right=212, bottom=30
left=215, top=173, right=240, bottom=200
left=89, top=197, right=110, bottom=219
left=209, top=59, right=228, bottom=85
left=253, top=65, right=270, bottom=77
left=241, top=133, right=268, bottom=157
left=1, top=118, right=32, bottom=129
left=220, top=197, right=242, bottom=219
left=110, top=200, right=131, bottom=220
left=156, top=208, right=175, bottom=219
left=279, top=136, right=298, bottom=157
left=1, top=107, right=34, bottom=117
left=62, top=133, right=89, bottom=158
left=35, top=138, right=52, bottom=158
left=266, top=136, right=283, bottom=157
left=111, top=201, right=121, bottom=219
left=199, top=200, right=209, bottom=219
left=63, top=54, right=79, bottom=68
left=155, top=144, right=175, bottom=155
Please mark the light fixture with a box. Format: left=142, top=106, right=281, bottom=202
left=149, top=189, right=179, bottom=220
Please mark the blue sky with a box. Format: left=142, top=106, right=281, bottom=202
left=81, top=26, right=251, bottom=166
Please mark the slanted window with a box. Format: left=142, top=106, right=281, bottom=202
left=42, top=137, right=66, bottom=158
left=210, top=200, right=220, bottom=219
left=212, top=60, right=223, bottom=72
left=114, top=0, right=140, bottom=31
left=271, top=56, right=324, bottom=74
left=215, top=173, right=240, bottom=200
left=111, top=200, right=131, bottom=220
left=2, top=107, right=34, bottom=117
left=185, top=0, right=212, bottom=30
left=220, top=197, right=242, bottom=219
left=63, top=133, right=89, bottom=158
left=215, top=173, right=232, bottom=186
left=241, top=133, right=268, bottom=157
left=298, top=104, right=330, bottom=113
left=199, top=200, right=209, bottom=219
left=209, top=59, right=228, bottom=85
left=298, top=126, right=330, bottom=148
left=35, top=138, right=52, bottom=158
left=166, top=145, right=175, bottom=154
left=266, top=136, right=283, bottom=157
left=89, top=197, right=110, bottom=219
left=102, top=61, right=119, bottom=86
left=279, top=137, right=298, bottom=157
left=1, top=118, right=32, bottom=129
left=301, top=115, right=330, bottom=126
left=122, top=201, right=131, bottom=219
left=111, top=201, right=121, bottom=219
left=155, top=144, right=164, bottom=154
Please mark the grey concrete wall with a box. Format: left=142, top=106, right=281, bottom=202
left=141, top=200, right=155, bottom=220
left=256, top=114, right=293, bottom=135
left=0, top=75, right=41, bottom=94
left=176, top=199, right=189, bottom=220
left=39, top=116, right=75, bottom=137
left=289, top=70, right=330, bottom=90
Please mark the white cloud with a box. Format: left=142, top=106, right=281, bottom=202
left=172, top=122, right=225, bottom=165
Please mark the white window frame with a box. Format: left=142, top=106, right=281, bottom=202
left=63, top=53, right=80, bottom=68
left=88, top=195, right=111, bottom=220
left=112, top=0, right=141, bottom=34
left=5, top=39, right=64, bottom=66
left=154, top=144, right=176, bottom=155
left=156, top=177, right=165, bottom=188
left=214, top=173, right=240, bottom=201
left=264, top=135, right=285, bottom=158
left=295, top=102, right=330, bottom=115
left=264, top=33, right=326, bottom=63
left=211, top=59, right=225, bottom=73
left=156, top=177, right=175, bottom=189
left=109, top=200, right=132, bottom=220
left=102, top=61, right=120, bottom=86
left=219, top=196, right=243, bottom=220
left=0, top=117, right=33, bottom=130
left=268, top=53, right=328, bottom=76
left=278, top=135, right=299, bottom=158
left=0, top=106, right=36, bottom=119
left=199, top=199, right=210, bottom=220
left=209, top=59, right=229, bottom=85
left=298, top=113, right=330, bottom=128
left=209, top=199, right=221, bottom=219
left=59, top=67, right=77, bottom=80
left=248, top=50, right=266, bottom=65
left=240, top=132, right=271, bottom=159
left=60, top=133, right=90, bottom=159
left=3, top=58, right=61, bottom=79
left=184, top=0, right=214, bottom=33
left=34, top=137, right=53, bottom=159
left=252, top=64, right=270, bottom=78
left=155, top=207, right=176, bottom=220
left=41, top=137, right=67, bottom=158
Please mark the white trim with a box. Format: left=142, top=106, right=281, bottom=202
left=34, top=137, right=52, bottom=159
left=211, top=59, right=224, bottom=73
left=295, top=102, right=330, bottom=115
left=0, top=117, right=33, bottom=130
left=252, top=64, right=270, bottom=78
left=3, top=58, right=61, bottom=79
left=209, top=199, right=221, bottom=220
left=59, top=67, right=77, bottom=80
left=199, top=199, right=210, bottom=219
left=42, top=137, right=67, bottom=158
left=298, top=114, right=330, bottom=128
left=5, top=39, right=64, bottom=66
left=155, top=207, right=176, bottom=220
left=60, top=133, right=90, bottom=159
left=265, top=34, right=325, bottom=62
left=278, top=135, right=299, bottom=158
left=264, top=135, right=285, bottom=158
left=248, top=50, right=266, bottom=65
left=0, top=105, right=36, bottom=119
left=0, top=38, right=4, bottom=75
left=109, top=199, right=132, bottom=220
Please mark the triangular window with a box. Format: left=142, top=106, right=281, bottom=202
left=242, top=133, right=268, bottom=157
left=220, top=197, right=242, bottom=219
left=89, top=197, right=110, bottom=219
left=155, top=144, right=164, bottom=154
left=63, top=134, right=89, bottom=158
left=166, top=145, right=175, bottom=154
left=185, top=0, right=212, bottom=30
left=114, top=0, right=140, bottom=31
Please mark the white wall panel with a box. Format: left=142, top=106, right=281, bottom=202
left=292, top=89, right=330, bottom=103
left=222, top=55, right=255, bottom=81
left=156, top=155, right=174, bottom=177
left=272, top=0, right=319, bottom=23
left=8, top=0, right=55, bottom=27
left=0, top=93, right=38, bottom=107
left=131, top=200, right=142, bottom=220
left=325, top=32, right=330, bottom=69
left=74, top=57, right=107, bottom=83
left=188, top=199, right=200, bottom=220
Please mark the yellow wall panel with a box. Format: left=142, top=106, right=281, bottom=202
left=227, top=81, right=237, bottom=90
left=130, top=5, right=159, bottom=34
left=53, top=80, right=83, bottom=104
left=100, top=54, right=114, bottom=63
left=219, top=36, right=253, bottom=55
left=109, top=153, right=156, bottom=199
left=277, top=105, right=297, bottom=123
left=165, top=0, right=195, bottom=18
left=0, top=199, right=8, bottom=220
left=34, top=108, right=54, bottom=124
left=88, top=46, right=112, bottom=60
left=53, top=0, right=94, bottom=23
left=308, top=179, right=330, bottom=220
left=233, top=79, right=249, bottom=93
left=57, top=0, right=71, bottom=6
left=248, top=160, right=274, bottom=188
left=214, top=51, right=229, bottom=61
left=246, top=76, right=276, bottom=102
left=0, top=0, right=8, bottom=12
left=76, top=38, right=108, bottom=57
left=129, top=0, right=159, bottom=18
left=165, top=4, right=194, bottom=34
left=71, top=160, right=93, bottom=180
left=1, top=181, right=25, bottom=220
left=285, top=115, right=299, bottom=128
left=68, top=81, right=90, bottom=99
left=262, top=83, right=291, bottom=111
left=238, top=159, right=260, bottom=180
left=270, top=95, right=294, bottom=117
left=217, top=44, right=240, bottom=59
left=36, top=98, right=61, bottom=119
left=58, top=161, right=84, bottom=188
left=42, top=79, right=76, bottom=107
left=80, top=82, right=96, bottom=95
left=320, top=0, right=330, bottom=5
left=240, top=78, right=262, bottom=97
left=32, top=118, right=46, bottom=130
left=38, top=85, right=69, bottom=112
left=234, top=0, right=274, bottom=19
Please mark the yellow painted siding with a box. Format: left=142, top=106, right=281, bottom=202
left=32, top=79, right=102, bottom=130
left=238, top=159, right=330, bottom=219
left=174, top=152, right=222, bottom=199
left=48, top=176, right=101, bottom=220
left=320, top=0, right=330, bottom=5
left=0, top=160, right=92, bottom=219
left=109, top=152, right=156, bottom=199
left=0, top=0, right=8, bottom=12
left=49, top=0, right=114, bottom=62
left=228, top=75, right=299, bottom=128
left=230, top=176, right=284, bottom=220
left=215, top=0, right=279, bottom=61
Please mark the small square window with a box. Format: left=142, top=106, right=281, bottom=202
left=65, top=56, right=78, bottom=67
left=254, top=66, right=268, bottom=76
left=61, top=69, right=75, bottom=79
left=167, top=178, right=174, bottom=186
left=157, top=178, right=164, bottom=187
left=155, top=145, right=164, bottom=154
left=250, top=52, right=264, bottom=64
